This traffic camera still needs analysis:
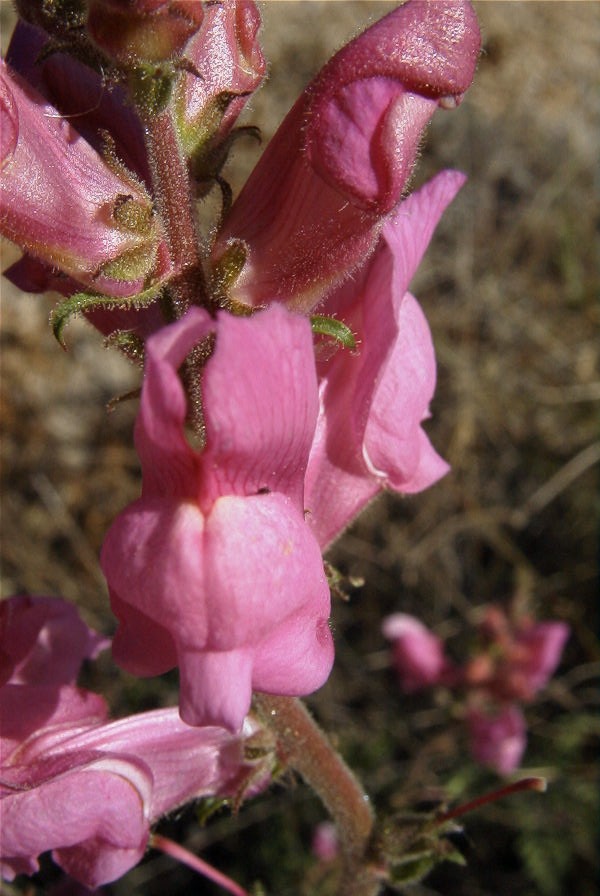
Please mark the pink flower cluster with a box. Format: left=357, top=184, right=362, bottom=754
left=1, top=0, right=482, bottom=887
left=0, top=595, right=269, bottom=888
left=1, top=0, right=480, bottom=736
left=383, top=605, right=569, bottom=774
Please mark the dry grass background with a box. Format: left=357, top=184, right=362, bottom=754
left=1, top=2, right=598, bottom=895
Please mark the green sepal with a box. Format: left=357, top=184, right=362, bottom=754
left=112, top=194, right=154, bottom=236
left=387, top=836, right=467, bottom=889
left=369, top=807, right=468, bottom=890
left=51, top=283, right=162, bottom=348
left=128, top=63, right=175, bottom=117
left=99, top=243, right=158, bottom=283
left=104, top=330, right=146, bottom=364
left=211, top=241, right=248, bottom=305
left=311, top=315, right=356, bottom=351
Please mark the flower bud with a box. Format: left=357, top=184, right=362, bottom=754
left=86, top=0, right=205, bottom=66
left=382, top=613, right=449, bottom=693
left=174, top=0, right=266, bottom=164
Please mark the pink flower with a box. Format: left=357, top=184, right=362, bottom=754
left=464, top=606, right=570, bottom=703
left=0, top=595, right=269, bottom=888
left=382, top=613, right=449, bottom=693
left=1, top=5, right=264, bottom=330
left=0, top=57, right=169, bottom=300
left=101, top=303, right=334, bottom=732
left=467, top=705, right=527, bottom=776
left=305, top=173, right=462, bottom=548
left=213, top=0, right=480, bottom=311
left=1, top=706, right=264, bottom=887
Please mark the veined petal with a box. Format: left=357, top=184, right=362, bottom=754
left=1, top=762, right=150, bottom=885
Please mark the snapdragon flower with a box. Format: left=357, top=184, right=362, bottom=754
left=100, top=304, right=334, bottom=732
left=0, top=595, right=269, bottom=887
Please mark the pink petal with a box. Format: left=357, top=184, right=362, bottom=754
left=381, top=169, right=467, bottom=281
left=382, top=613, right=447, bottom=693
left=0, top=684, right=108, bottom=760
left=1, top=760, right=150, bottom=886
left=104, top=500, right=208, bottom=676
left=0, top=66, right=18, bottom=164
left=178, top=647, right=254, bottom=731
left=304, top=172, right=463, bottom=549
left=362, top=292, right=449, bottom=492
left=199, top=305, right=319, bottom=507
left=515, top=621, right=569, bottom=696
left=467, top=704, right=527, bottom=776
left=0, top=595, right=108, bottom=687
left=252, top=611, right=334, bottom=697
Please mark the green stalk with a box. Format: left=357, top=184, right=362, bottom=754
left=254, top=694, right=381, bottom=896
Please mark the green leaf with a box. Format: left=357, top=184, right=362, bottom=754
left=51, top=284, right=162, bottom=348
left=310, top=315, right=356, bottom=351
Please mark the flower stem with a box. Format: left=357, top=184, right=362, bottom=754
left=141, top=103, right=212, bottom=436
left=254, top=694, right=380, bottom=896
left=150, top=833, right=250, bottom=896
left=141, top=105, right=209, bottom=314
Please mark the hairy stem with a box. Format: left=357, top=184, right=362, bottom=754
left=254, top=694, right=381, bottom=896
left=142, top=105, right=210, bottom=314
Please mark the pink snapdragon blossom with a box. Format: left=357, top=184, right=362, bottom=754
left=0, top=595, right=269, bottom=888
left=214, top=0, right=480, bottom=311
left=1, top=3, right=264, bottom=327
left=100, top=303, right=334, bottom=732
left=0, top=58, right=169, bottom=300
left=382, top=612, right=450, bottom=693
left=466, top=705, right=527, bottom=776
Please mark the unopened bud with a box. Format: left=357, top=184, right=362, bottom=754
left=86, top=0, right=205, bottom=66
